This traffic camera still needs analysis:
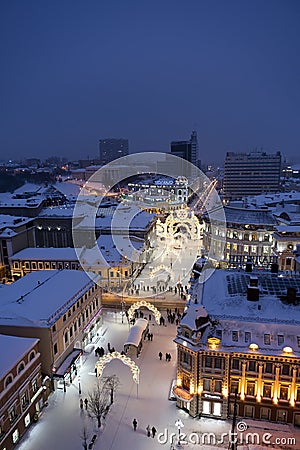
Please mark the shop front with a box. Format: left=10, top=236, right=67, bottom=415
left=52, top=348, right=82, bottom=391
left=201, top=393, right=224, bottom=418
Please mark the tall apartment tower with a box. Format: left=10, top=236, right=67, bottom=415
left=171, top=130, right=199, bottom=168
left=223, top=150, right=282, bottom=200
left=99, top=138, right=129, bottom=164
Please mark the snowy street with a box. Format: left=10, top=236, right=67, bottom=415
left=16, top=309, right=300, bottom=450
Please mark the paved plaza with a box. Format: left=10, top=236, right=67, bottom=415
left=15, top=309, right=300, bottom=450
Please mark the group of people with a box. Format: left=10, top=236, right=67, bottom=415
left=132, top=419, right=157, bottom=438
left=79, top=398, right=89, bottom=410
left=158, top=351, right=171, bottom=362
left=145, top=332, right=153, bottom=341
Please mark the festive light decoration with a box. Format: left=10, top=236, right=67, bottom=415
left=127, top=300, right=161, bottom=324
left=95, top=351, right=140, bottom=384
left=249, top=343, right=259, bottom=351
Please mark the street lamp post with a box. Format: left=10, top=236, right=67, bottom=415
left=78, top=375, right=81, bottom=395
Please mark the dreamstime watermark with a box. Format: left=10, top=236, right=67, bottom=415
left=71, top=152, right=227, bottom=296
left=157, top=421, right=297, bottom=447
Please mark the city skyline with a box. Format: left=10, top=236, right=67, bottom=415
left=0, top=1, right=300, bottom=165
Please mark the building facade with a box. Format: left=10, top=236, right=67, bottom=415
left=0, top=335, right=49, bottom=450
left=174, top=269, right=300, bottom=425
left=0, top=270, right=102, bottom=391
left=223, top=151, right=282, bottom=201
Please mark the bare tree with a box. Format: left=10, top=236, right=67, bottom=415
left=80, top=424, right=89, bottom=450
left=103, top=375, right=120, bottom=405
left=87, top=381, right=110, bottom=428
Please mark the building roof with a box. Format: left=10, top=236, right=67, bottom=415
left=223, top=206, right=278, bottom=226
left=0, top=334, right=39, bottom=380
left=124, top=318, right=148, bottom=347
left=177, top=269, right=300, bottom=356
left=10, top=247, right=79, bottom=261
left=0, top=270, right=100, bottom=328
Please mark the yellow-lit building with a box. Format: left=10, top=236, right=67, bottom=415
left=174, top=269, right=300, bottom=425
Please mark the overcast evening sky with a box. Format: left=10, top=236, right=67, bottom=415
left=0, top=0, right=299, bottom=165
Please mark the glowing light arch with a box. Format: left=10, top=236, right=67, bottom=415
left=95, top=351, right=139, bottom=384
left=128, top=300, right=161, bottom=324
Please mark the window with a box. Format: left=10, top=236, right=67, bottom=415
left=182, top=352, right=191, bottom=366
left=278, top=335, right=284, bottom=345
left=203, top=379, right=211, bottom=391
left=264, top=234, right=270, bottom=242
left=246, top=382, right=255, bottom=396
left=25, top=262, right=30, bottom=269
left=296, top=388, right=300, bottom=402
left=265, top=362, right=273, bottom=374
left=52, top=324, right=56, bottom=332
left=45, top=262, right=50, bottom=269
left=282, top=364, right=290, bottom=376
left=58, top=262, right=63, bottom=269
left=182, top=374, right=190, bottom=391
left=53, top=343, right=58, bottom=355
left=51, top=262, right=56, bottom=269
left=232, top=331, right=238, bottom=342
left=18, top=363, right=25, bottom=374
left=9, top=406, right=17, bottom=423
left=232, top=359, right=240, bottom=370
left=5, top=375, right=13, bottom=388
left=38, top=262, right=43, bottom=270
left=280, top=386, right=289, bottom=400
left=205, top=356, right=212, bottom=368
left=31, top=262, right=37, bottom=270
left=244, top=245, right=249, bottom=252
left=245, top=332, right=251, bottom=343
left=260, top=407, right=270, bottom=420
left=14, top=261, right=19, bottom=268
left=74, top=321, right=77, bottom=332
left=32, top=379, right=38, bottom=393
left=244, top=233, right=249, bottom=241
left=21, top=392, right=29, bottom=409
left=64, top=332, right=68, bottom=343
left=264, top=334, right=271, bottom=345
left=68, top=310, right=71, bottom=317
left=252, top=234, right=257, bottom=241
left=125, top=271, right=128, bottom=277
left=69, top=326, right=73, bottom=337
left=214, top=380, right=222, bottom=393
left=230, top=380, right=239, bottom=394
left=248, top=360, right=256, bottom=372
left=263, top=383, right=272, bottom=398
left=216, top=330, right=222, bottom=339
left=215, top=357, right=223, bottom=369
left=63, top=314, right=66, bottom=322
left=298, top=336, right=300, bottom=348
left=29, top=351, right=35, bottom=361
left=110, top=271, right=114, bottom=277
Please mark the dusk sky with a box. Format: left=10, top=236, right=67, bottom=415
left=0, top=0, right=299, bottom=165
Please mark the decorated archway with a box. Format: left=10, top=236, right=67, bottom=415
left=128, top=300, right=161, bottom=324
left=95, top=351, right=139, bottom=384
left=156, top=209, right=202, bottom=240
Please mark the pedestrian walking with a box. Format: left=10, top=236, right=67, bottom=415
left=159, top=351, right=162, bottom=360
left=165, top=352, right=168, bottom=361
left=80, top=398, right=83, bottom=409
left=133, top=418, right=137, bottom=431
left=152, top=426, right=157, bottom=438
left=84, top=398, right=88, bottom=409
left=150, top=333, right=153, bottom=341
left=146, top=425, right=151, bottom=437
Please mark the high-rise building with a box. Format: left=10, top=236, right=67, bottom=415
left=99, top=138, right=129, bottom=164
left=223, top=150, right=281, bottom=200
left=170, top=130, right=199, bottom=168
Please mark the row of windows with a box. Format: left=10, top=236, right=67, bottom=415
left=14, top=260, right=79, bottom=271
left=54, top=290, right=98, bottom=327
left=201, top=356, right=298, bottom=377
left=226, top=231, right=271, bottom=242
left=4, top=352, right=36, bottom=388
left=226, top=330, right=299, bottom=347
left=230, top=379, right=300, bottom=402
left=231, top=358, right=295, bottom=376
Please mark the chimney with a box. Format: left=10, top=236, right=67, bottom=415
left=271, top=263, right=279, bottom=274
left=286, top=287, right=297, bottom=305
left=245, top=262, right=252, bottom=273
left=247, top=285, right=259, bottom=301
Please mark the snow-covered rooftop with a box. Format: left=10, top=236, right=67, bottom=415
left=0, top=334, right=39, bottom=380
left=10, top=247, right=79, bottom=261
left=222, top=206, right=278, bottom=226
left=0, top=270, right=100, bottom=327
